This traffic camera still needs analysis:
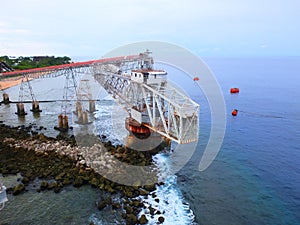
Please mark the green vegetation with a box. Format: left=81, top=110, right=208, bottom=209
left=0, top=56, right=71, bottom=70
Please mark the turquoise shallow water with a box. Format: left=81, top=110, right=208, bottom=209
left=0, top=182, right=123, bottom=225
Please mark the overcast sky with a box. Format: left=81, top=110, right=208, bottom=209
left=1, top=0, right=299, bottom=60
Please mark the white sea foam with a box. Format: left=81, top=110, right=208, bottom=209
left=94, top=101, right=196, bottom=225
left=94, top=100, right=128, bottom=145
left=138, top=153, right=196, bottom=225
left=88, top=214, right=123, bottom=225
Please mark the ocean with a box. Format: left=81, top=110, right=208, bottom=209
left=0, top=57, right=300, bottom=224
left=179, top=57, right=300, bottom=225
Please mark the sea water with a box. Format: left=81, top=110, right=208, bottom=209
left=178, top=57, right=300, bottom=225
left=0, top=57, right=299, bottom=224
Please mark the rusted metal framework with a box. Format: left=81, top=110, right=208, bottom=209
left=2, top=51, right=199, bottom=143
left=93, top=52, right=199, bottom=144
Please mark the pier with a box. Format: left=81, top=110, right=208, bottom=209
left=0, top=50, right=199, bottom=144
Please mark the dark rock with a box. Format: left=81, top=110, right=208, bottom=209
left=138, top=189, right=149, bottom=196
left=124, top=205, right=134, bottom=214
left=158, top=216, right=165, bottom=223
left=13, top=183, right=25, bottom=195
left=48, top=181, right=57, bottom=190
left=97, top=195, right=112, bottom=210
left=40, top=181, right=48, bottom=190
left=159, top=181, right=165, bottom=186
left=124, top=189, right=133, bottom=198
left=89, top=177, right=99, bottom=187
left=55, top=172, right=66, bottom=181
left=144, top=184, right=156, bottom=192
left=149, top=206, right=155, bottom=215
left=63, top=178, right=72, bottom=186
left=116, top=146, right=125, bottom=154
left=156, top=210, right=162, bottom=215
left=54, top=186, right=62, bottom=193
left=104, top=184, right=116, bottom=193
left=99, top=183, right=105, bottom=190
left=73, top=177, right=83, bottom=187
left=97, top=199, right=108, bottom=210
left=155, top=198, right=160, bottom=203
left=21, top=176, right=30, bottom=184
left=139, top=214, right=148, bottom=224
left=131, top=200, right=142, bottom=207
left=0, top=123, right=163, bottom=221
left=112, top=202, right=121, bottom=209
left=126, top=213, right=137, bottom=225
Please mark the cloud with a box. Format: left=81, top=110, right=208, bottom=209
left=1, top=41, right=47, bottom=56
left=1, top=0, right=300, bottom=56
left=0, top=22, right=10, bottom=34
left=260, top=44, right=268, bottom=48
left=0, top=22, right=30, bottom=35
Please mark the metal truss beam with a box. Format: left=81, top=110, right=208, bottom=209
left=94, top=71, right=199, bottom=144
left=6, top=50, right=199, bottom=143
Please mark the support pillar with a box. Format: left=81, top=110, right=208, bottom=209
left=62, top=115, right=69, bottom=130
left=76, top=109, right=89, bottom=125
left=15, top=103, right=27, bottom=116
left=55, top=114, right=69, bottom=131
left=82, top=111, right=88, bottom=124
left=88, top=100, right=96, bottom=113
left=3, top=93, right=10, bottom=104
left=77, top=108, right=83, bottom=123
left=58, top=114, right=63, bottom=128
left=75, top=101, right=82, bottom=115
left=30, top=100, right=42, bottom=113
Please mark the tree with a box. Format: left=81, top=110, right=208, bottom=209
left=0, top=55, right=72, bottom=70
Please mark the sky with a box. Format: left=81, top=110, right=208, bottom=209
left=0, top=0, right=299, bottom=60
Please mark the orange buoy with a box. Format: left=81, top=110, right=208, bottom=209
left=232, top=109, right=238, bottom=116
left=193, top=77, right=199, bottom=81
left=230, top=88, right=240, bottom=93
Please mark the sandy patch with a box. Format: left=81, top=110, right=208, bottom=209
left=0, top=77, right=30, bottom=90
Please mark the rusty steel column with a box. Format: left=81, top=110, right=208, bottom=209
left=3, top=93, right=10, bottom=104
left=15, top=103, right=27, bottom=116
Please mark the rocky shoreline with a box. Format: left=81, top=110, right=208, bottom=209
left=0, top=123, right=167, bottom=225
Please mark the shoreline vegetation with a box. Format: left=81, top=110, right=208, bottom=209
left=0, top=56, right=71, bottom=71
left=0, top=55, right=71, bottom=90
left=0, top=122, right=167, bottom=225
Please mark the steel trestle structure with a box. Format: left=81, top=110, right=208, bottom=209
left=93, top=52, right=199, bottom=144
left=1, top=51, right=199, bottom=144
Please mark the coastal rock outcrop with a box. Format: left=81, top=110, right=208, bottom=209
left=0, top=124, right=164, bottom=225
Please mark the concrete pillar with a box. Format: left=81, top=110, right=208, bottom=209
left=89, top=100, right=96, bottom=113
left=75, top=101, right=82, bottom=115
left=31, top=100, right=42, bottom=113
left=77, top=108, right=83, bottom=123
left=16, top=103, right=27, bottom=116
left=58, top=114, right=63, bottom=128
left=82, top=111, right=88, bottom=124
left=3, top=93, right=9, bottom=104
left=62, top=115, right=68, bottom=129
